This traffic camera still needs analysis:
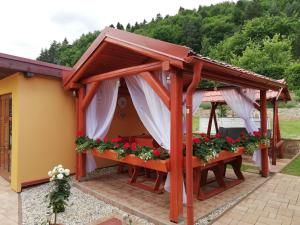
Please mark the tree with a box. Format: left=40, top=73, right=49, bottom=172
left=285, top=63, right=300, bottom=97
left=116, top=22, right=124, bottom=30
left=232, top=34, right=293, bottom=79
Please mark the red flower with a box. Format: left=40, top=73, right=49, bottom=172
left=226, top=136, right=234, bottom=144
left=153, top=149, right=161, bottom=157
left=205, top=137, right=210, bottom=142
left=200, top=133, right=206, bottom=137
left=240, top=131, right=246, bottom=137
left=115, top=144, right=119, bottom=148
left=104, top=137, right=108, bottom=142
left=111, top=137, right=122, bottom=143
left=76, top=130, right=83, bottom=137
left=215, top=133, right=222, bottom=138
left=193, top=138, right=201, bottom=144
left=123, top=142, right=130, bottom=150
left=131, top=142, right=137, bottom=151
left=253, top=131, right=262, bottom=137
left=235, top=138, right=241, bottom=143
left=96, top=138, right=101, bottom=143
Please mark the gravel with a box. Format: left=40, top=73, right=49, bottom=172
left=21, top=179, right=154, bottom=225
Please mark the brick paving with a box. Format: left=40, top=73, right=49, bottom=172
left=76, top=170, right=267, bottom=225
left=0, top=177, right=18, bottom=225
left=213, top=173, right=300, bottom=225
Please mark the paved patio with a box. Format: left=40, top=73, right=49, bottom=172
left=75, top=169, right=268, bottom=225
left=0, top=177, right=18, bottom=225
left=213, top=173, right=300, bottom=225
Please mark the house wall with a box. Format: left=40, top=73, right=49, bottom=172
left=0, top=73, right=76, bottom=192
left=94, top=93, right=149, bottom=168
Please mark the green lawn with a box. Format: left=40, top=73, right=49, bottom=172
left=279, top=119, right=300, bottom=139
left=281, top=155, right=300, bottom=176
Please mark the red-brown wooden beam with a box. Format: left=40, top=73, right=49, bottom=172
left=140, top=71, right=171, bottom=109
left=77, top=87, right=86, bottom=180
left=185, top=62, right=203, bottom=225
left=272, top=99, right=278, bottom=165
left=81, top=82, right=100, bottom=110
left=81, top=62, right=163, bottom=84
left=213, top=105, right=219, bottom=134
left=169, top=70, right=183, bottom=222
left=260, top=90, right=269, bottom=177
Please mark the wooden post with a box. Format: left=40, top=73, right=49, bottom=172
left=213, top=103, right=219, bottom=134
left=169, top=70, right=183, bottom=222
left=207, top=103, right=217, bottom=137
left=260, top=90, right=269, bottom=177
left=272, top=99, right=278, bottom=165
left=76, top=87, right=86, bottom=180
left=185, top=62, right=202, bottom=225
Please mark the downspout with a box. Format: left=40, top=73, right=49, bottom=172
left=185, top=61, right=203, bottom=225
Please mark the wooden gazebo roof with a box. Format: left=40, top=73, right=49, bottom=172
left=63, top=27, right=287, bottom=92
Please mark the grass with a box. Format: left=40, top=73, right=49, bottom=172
left=281, top=155, right=300, bottom=176
left=227, top=163, right=259, bottom=173
left=192, top=117, right=199, bottom=132
left=279, top=119, right=300, bottom=139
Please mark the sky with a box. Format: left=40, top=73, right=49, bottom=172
left=0, top=0, right=229, bottom=59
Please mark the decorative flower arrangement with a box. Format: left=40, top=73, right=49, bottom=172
left=75, top=131, right=269, bottom=162
left=191, top=133, right=240, bottom=162
left=75, top=134, right=169, bottom=161
left=46, top=165, right=71, bottom=225
left=239, top=131, right=270, bottom=155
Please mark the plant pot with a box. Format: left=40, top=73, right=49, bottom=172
left=184, top=147, right=245, bottom=168
left=91, top=149, right=170, bottom=172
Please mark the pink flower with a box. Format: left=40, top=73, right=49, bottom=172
left=235, top=138, right=241, bottom=143
left=131, top=143, right=137, bottom=151
left=115, top=144, right=119, bottom=148
left=123, top=143, right=130, bottom=150
left=96, top=138, right=101, bottom=143
left=205, top=137, right=209, bottom=142
left=153, top=149, right=161, bottom=157
left=193, top=138, right=201, bottom=144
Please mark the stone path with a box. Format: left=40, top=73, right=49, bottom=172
left=0, top=177, right=18, bottom=225
left=213, top=173, right=300, bottom=225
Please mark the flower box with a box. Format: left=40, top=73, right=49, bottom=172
left=186, top=147, right=245, bottom=168
left=91, top=149, right=170, bottom=173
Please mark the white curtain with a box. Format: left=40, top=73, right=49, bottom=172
left=125, top=72, right=187, bottom=203
left=85, top=79, right=120, bottom=173
left=220, top=88, right=268, bottom=169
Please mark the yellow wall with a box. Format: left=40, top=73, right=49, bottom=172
left=0, top=73, right=76, bottom=192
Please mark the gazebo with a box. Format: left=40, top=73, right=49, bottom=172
left=199, top=84, right=290, bottom=165
left=63, top=28, right=288, bottom=224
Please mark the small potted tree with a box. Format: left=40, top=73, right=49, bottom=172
left=46, top=165, right=71, bottom=225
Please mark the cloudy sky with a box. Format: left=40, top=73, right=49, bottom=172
left=0, top=0, right=229, bottom=59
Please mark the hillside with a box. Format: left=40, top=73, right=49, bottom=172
left=37, top=0, right=300, bottom=97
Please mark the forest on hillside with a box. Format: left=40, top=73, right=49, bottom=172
left=37, top=0, right=300, bottom=98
